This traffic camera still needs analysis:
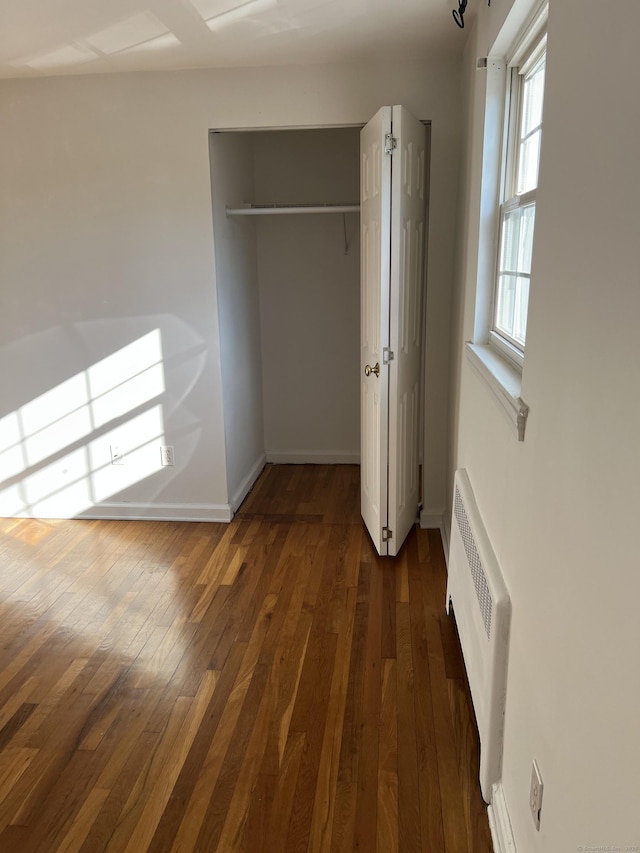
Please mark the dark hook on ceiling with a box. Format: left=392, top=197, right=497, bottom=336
left=452, top=0, right=468, bottom=28
left=453, top=0, right=490, bottom=29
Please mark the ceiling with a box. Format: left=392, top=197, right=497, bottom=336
left=0, top=0, right=471, bottom=79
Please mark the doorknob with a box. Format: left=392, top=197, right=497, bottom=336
left=364, top=362, right=380, bottom=378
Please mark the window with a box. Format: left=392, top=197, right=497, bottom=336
left=492, top=32, right=547, bottom=364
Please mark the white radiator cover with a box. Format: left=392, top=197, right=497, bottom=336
left=446, top=468, right=511, bottom=804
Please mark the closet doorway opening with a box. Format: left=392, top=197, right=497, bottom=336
left=210, top=114, right=431, bottom=557
left=209, top=125, right=363, bottom=515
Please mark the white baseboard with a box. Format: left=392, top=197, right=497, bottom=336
left=265, top=451, right=360, bottom=465
left=229, top=454, right=266, bottom=514
left=420, top=509, right=450, bottom=569
left=441, top=516, right=451, bottom=568
left=78, top=502, right=233, bottom=522
left=488, top=783, right=517, bottom=853
left=419, top=509, right=444, bottom=529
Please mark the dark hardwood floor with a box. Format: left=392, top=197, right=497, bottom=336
left=0, top=464, right=492, bottom=852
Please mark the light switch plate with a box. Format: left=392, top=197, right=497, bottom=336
left=530, top=760, right=543, bottom=830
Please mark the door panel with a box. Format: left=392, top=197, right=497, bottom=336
left=360, top=104, right=425, bottom=558
left=387, top=106, right=426, bottom=557
left=360, top=106, right=391, bottom=556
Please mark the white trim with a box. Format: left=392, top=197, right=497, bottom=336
left=441, top=514, right=451, bottom=569
left=473, top=58, right=508, bottom=344
left=419, top=509, right=444, bottom=529
left=226, top=204, right=359, bottom=216
left=489, top=330, right=524, bottom=372
left=419, top=510, right=450, bottom=571
left=518, top=34, right=547, bottom=78
left=229, top=453, right=266, bottom=514
left=465, top=343, right=529, bottom=441
left=488, top=783, right=517, bottom=852
left=211, top=123, right=365, bottom=133
left=489, top=17, right=547, bottom=355
left=506, top=1, right=549, bottom=67
left=265, top=451, right=360, bottom=464
left=77, top=502, right=233, bottom=522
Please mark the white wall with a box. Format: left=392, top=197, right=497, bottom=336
left=253, top=128, right=360, bottom=463
left=209, top=132, right=265, bottom=509
left=0, top=58, right=461, bottom=520
left=449, top=0, right=640, bottom=849
left=0, top=74, right=229, bottom=520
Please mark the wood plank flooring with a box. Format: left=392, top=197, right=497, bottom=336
left=0, top=464, right=492, bottom=852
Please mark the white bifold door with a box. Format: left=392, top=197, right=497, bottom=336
left=361, top=105, right=426, bottom=557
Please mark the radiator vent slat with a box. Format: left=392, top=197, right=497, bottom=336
left=454, top=486, right=493, bottom=639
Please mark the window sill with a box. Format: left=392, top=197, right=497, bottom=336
left=465, top=343, right=529, bottom=441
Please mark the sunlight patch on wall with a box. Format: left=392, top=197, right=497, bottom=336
left=0, top=330, right=167, bottom=519
left=21, top=373, right=93, bottom=467
left=89, top=406, right=165, bottom=503
left=0, top=413, right=24, bottom=482
left=88, top=330, right=165, bottom=427
left=23, top=447, right=93, bottom=519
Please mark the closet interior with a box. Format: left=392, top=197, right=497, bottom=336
left=209, top=126, right=362, bottom=510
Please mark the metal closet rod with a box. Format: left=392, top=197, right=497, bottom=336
left=226, top=203, right=360, bottom=217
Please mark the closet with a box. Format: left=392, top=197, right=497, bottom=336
left=210, top=109, right=429, bottom=557
left=209, top=126, right=362, bottom=512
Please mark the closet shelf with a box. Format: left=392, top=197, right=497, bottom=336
left=226, top=203, right=360, bottom=217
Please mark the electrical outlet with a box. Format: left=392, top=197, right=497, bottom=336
left=529, top=760, right=543, bottom=831
left=110, top=445, right=125, bottom=465
left=160, top=445, right=175, bottom=467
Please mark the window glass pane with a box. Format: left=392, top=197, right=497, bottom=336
left=496, top=274, right=517, bottom=337
left=516, top=56, right=545, bottom=194
left=521, top=59, right=545, bottom=137
left=500, top=209, right=519, bottom=273
left=500, top=205, right=535, bottom=273
left=495, top=275, right=530, bottom=346
left=512, top=275, right=530, bottom=345
left=496, top=204, right=535, bottom=346
left=518, top=204, right=535, bottom=272
left=517, top=129, right=541, bottom=194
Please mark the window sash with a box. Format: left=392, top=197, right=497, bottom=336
left=492, top=36, right=546, bottom=357
left=515, top=53, right=545, bottom=196
left=494, top=198, right=536, bottom=350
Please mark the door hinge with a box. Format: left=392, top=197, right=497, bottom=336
left=383, top=347, right=394, bottom=364
left=382, top=527, right=393, bottom=542
left=384, top=134, right=397, bottom=155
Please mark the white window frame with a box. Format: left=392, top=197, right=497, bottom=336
left=465, top=2, right=548, bottom=442
left=490, top=21, right=547, bottom=371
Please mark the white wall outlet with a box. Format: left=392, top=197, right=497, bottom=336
left=110, top=445, right=125, bottom=465
left=160, top=445, right=175, bottom=466
left=529, top=760, right=543, bottom=831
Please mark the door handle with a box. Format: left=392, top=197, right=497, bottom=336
left=364, top=362, right=380, bottom=378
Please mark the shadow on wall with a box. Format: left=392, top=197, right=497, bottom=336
left=0, top=317, right=208, bottom=518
